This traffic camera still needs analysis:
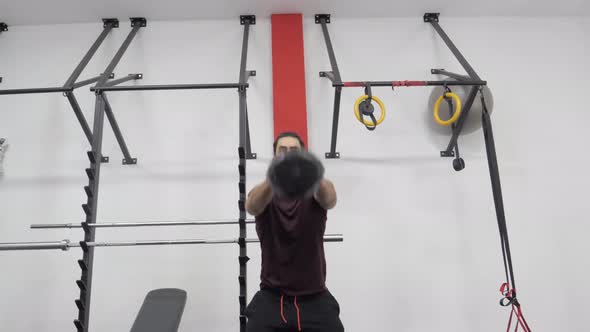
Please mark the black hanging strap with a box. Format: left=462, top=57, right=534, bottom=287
left=480, top=89, right=532, bottom=331
left=359, top=83, right=378, bottom=131
left=481, top=90, right=516, bottom=293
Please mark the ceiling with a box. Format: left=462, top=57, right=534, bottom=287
left=1, top=0, right=588, bottom=26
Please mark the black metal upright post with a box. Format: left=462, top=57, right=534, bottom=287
left=245, top=104, right=254, bottom=159
left=239, top=15, right=257, bottom=160
left=328, top=87, right=342, bottom=158
left=237, top=15, right=255, bottom=332
left=316, top=14, right=344, bottom=159
left=0, top=22, right=5, bottom=83
left=74, top=18, right=145, bottom=332
left=74, top=95, right=106, bottom=332
left=237, top=142, right=248, bottom=332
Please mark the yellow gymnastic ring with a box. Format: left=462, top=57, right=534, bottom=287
left=354, top=95, right=386, bottom=127
left=434, top=92, right=462, bottom=126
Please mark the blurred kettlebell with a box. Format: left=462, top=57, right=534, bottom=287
left=267, top=150, right=324, bottom=199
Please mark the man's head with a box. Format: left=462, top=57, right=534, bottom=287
left=273, top=132, right=305, bottom=156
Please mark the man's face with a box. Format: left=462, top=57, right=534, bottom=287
left=275, top=136, right=302, bottom=156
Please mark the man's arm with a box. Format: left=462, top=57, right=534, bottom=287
left=245, top=180, right=273, bottom=216
left=314, top=179, right=337, bottom=210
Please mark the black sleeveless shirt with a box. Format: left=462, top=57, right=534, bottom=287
left=255, top=196, right=328, bottom=296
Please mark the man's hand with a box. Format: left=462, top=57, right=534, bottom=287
left=245, top=180, right=273, bottom=216
left=314, top=179, right=337, bottom=210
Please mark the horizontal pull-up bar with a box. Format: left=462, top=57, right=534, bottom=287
left=0, top=87, right=72, bottom=95
left=336, top=80, right=487, bottom=88
left=31, top=219, right=256, bottom=229
left=91, top=83, right=248, bottom=93
left=0, top=75, right=140, bottom=95
left=0, top=235, right=344, bottom=251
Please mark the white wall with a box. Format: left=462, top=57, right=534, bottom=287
left=0, top=15, right=588, bottom=332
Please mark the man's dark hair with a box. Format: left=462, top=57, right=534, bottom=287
left=273, top=132, right=305, bottom=154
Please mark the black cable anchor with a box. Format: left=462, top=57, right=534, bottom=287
left=355, top=83, right=385, bottom=131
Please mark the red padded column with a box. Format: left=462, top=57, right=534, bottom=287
left=271, top=14, right=309, bottom=146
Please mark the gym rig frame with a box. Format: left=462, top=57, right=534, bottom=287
left=81, top=15, right=257, bottom=332
left=0, top=12, right=527, bottom=331
left=316, top=12, right=530, bottom=331
left=316, top=13, right=487, bottom=164
left=0, top=18, right=142, bottom=164
left=0, top=16, right=259, bottom=332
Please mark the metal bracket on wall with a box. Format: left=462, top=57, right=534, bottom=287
left=315, top=14, right=331, bottom=24
left=325, top=152, right=340, bottom=159
left=246, top=70, right=256, bottom=80
left=240, top=15, right=256, bottom=25
left=440, top=150, right=455, bottom=157
left=423, top=13, right=440, bottom=23
left=431, top=68, right=470, bottom=81
left=102, top=18, right=119, bottom=28
left=103, top=73, right=143, bottom=87
left=319, top=71, right=336, bottom=83
left=122, top=158, right=138, bottom=165
left=130, top=17, right=147, bottom=27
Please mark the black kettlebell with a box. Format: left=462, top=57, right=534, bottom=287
left=267, top=150, right=325, bottom=199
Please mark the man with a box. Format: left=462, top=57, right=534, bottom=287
left=245, top=132, right=344, bottom=332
